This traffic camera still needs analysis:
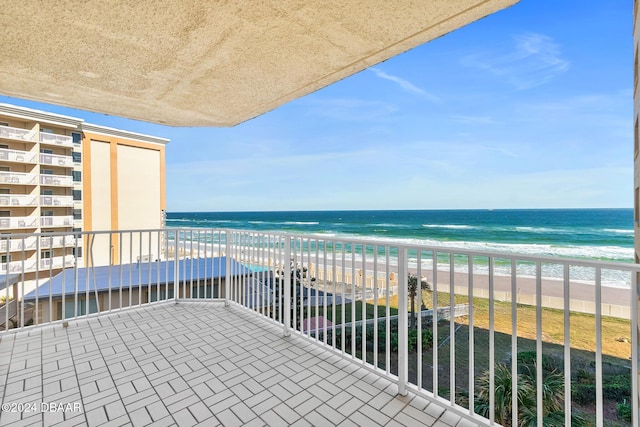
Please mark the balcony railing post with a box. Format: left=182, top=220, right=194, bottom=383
left=174, top=231, right=179, bottom=304
left=283, top=236, right=291, bottom=337
left=397, top=246, right=408, bottom=396
left=633, top=270, right=639, bottom=427
left=225, top=232, right=230, bottom=308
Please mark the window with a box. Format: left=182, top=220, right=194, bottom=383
left=72, top=152, right=81, bottom=163
left=71, top=132, right=81, bottom=145
left=41, top=169, right=53, bottom=175
left=42, top=210, right=53, bottom=217
left=0, top=211, right=9, bottom=217
left=72, top=247, right=82, bottom=258
left=0, top=189, right=9, bottom=195
left=40, top=148, right=53, bottom=154
left=149, top=288, right=174, bottom=302
left=0, top=167, right=9, bottom=172
left=41, top=189, right=53, bottom=196
left=0, top=122, right=8, bottom=127
left=57, top=297, right=98, bottom=320
left=72, top=171, right=81, bottom=182
left=1, top=255, right=11, bottom=264
left=73, top=209, right=82, bottom=220
left=72, top=227, right=81, bottom=233
left=0, top=144, right=8, bottom=149
left=41, top=250, right=51, bottom=259
left=73, top=190, right=82, bottom=201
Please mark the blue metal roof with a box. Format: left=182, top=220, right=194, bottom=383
left=24, top=257, right=252, bottom=300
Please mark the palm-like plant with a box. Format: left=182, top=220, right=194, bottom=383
left=474, top=359, right=587, bottom=426
left=407, top=274, right=429, bottom=329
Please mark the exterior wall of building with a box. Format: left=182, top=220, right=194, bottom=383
left=82, top=129, right=167, bottom=266
left=36, top=279, right=225, bottom=323
left=0, top=103, right=168, bottom=277
left=0, top=106, right=82, bottom=280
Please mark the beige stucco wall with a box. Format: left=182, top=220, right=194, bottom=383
left=89, top=140, right=113, bottom=266
left=117, top=145, right=161, bottom=263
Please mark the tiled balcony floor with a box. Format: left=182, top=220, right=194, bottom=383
left=0, top=302, right=474, bottom=427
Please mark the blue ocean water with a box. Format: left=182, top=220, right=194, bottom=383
left=166, top=209, right=634, bottom=264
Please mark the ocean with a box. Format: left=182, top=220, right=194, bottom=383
left=166, top=208, right=634, bottom=264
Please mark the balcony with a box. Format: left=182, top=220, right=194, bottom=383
left=0, top=259, right=36, bottom=273
left=40, top=234, right=77, bottom=248
left=0, top=216, right=38, bottom=229
left=0, top=228, right=638, bottom=426
left=0, top=171, right=37, bottom=185
left=0, top=194, right=37, bottom=207
left=39, top=132, right=73, bottom=148
left=0, top=236, right=37, bottom=252
left=39, top=153, right=73, bottom=167
left=39, top=255, right=75, bottom=269
left=0, top=125, right=37, bottom=142
left=40, top=174, right=73, bottom=187
left=0, top=148, right=37, bottom=164
left=39, top=195, right=73, bottom=207
left=39, top=215, right=73, bottom=227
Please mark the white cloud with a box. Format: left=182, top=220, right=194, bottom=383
left=369, top=68, right=440, bottom=102
left=461, top=33, right=569, bottom=89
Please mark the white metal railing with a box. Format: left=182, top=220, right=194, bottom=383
left=0, top=148, right=37, bottom=164
left=0, top=126, right=37, bottom=142
left=40, top=195, right=73, bottom=207
left=40, top=174, right=73, bottom=187
left=39, top=153, right=73, bottom=167
left=39, top=132, right=73, bottom=147
left=39, top=215, right=73, bottom=227
left=0, top=194, right=37, bottom=207
left=0, top=227, right=637, bottom=427
left=0, top=216, right=38, bottom=229
left=40, top=255, right=75, bottom=269
left=0, top=171, right=37, bottom=185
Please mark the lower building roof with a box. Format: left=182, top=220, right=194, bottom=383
left=24, top=257, right=251, bottom=300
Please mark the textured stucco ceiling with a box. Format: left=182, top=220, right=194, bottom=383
left=0, top=0, right=518, bottom=127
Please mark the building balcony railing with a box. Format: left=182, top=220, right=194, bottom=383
left=0, top=125, right=37, bottom=142
left=39, top=255, right=75, bottom=269
left=39, top=215, right=73, bottom=227
left=0, top=148, right=37, bottom=164
left=0, top=194, right=37, bottom=207
left=0, top=171, right=37, bottom=185
left=39, top=153, right=73, bottom=167
left=40, top=174, right=73, bottom=187
left=39, top=195, right=73, bottom=207
left=0, top=259, right=36, bottom=273
left=0, top=216, right=38, bottom=229
left=0, top=227, right=637, bottom=426
left=40, top=234, right=78, bottom=249
left=39, top=132, right=73, bottom=148
left=0, top=236, right=37, bottom=252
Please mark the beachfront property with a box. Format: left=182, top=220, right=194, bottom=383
left=0, top=103, right=168, bottom=280
left=2, top=1, right=638, bottom=427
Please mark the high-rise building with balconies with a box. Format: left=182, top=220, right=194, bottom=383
left=0, top=103, right=168, bottom=280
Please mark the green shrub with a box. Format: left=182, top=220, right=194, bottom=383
left=572, top=383, right=596, bottom=405
left=617, top=401, right=632, bottom=422
left=603, top=375, right=631, bottom=402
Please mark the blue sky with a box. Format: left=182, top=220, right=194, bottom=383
left=0, top=0, right=633, bottom=212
